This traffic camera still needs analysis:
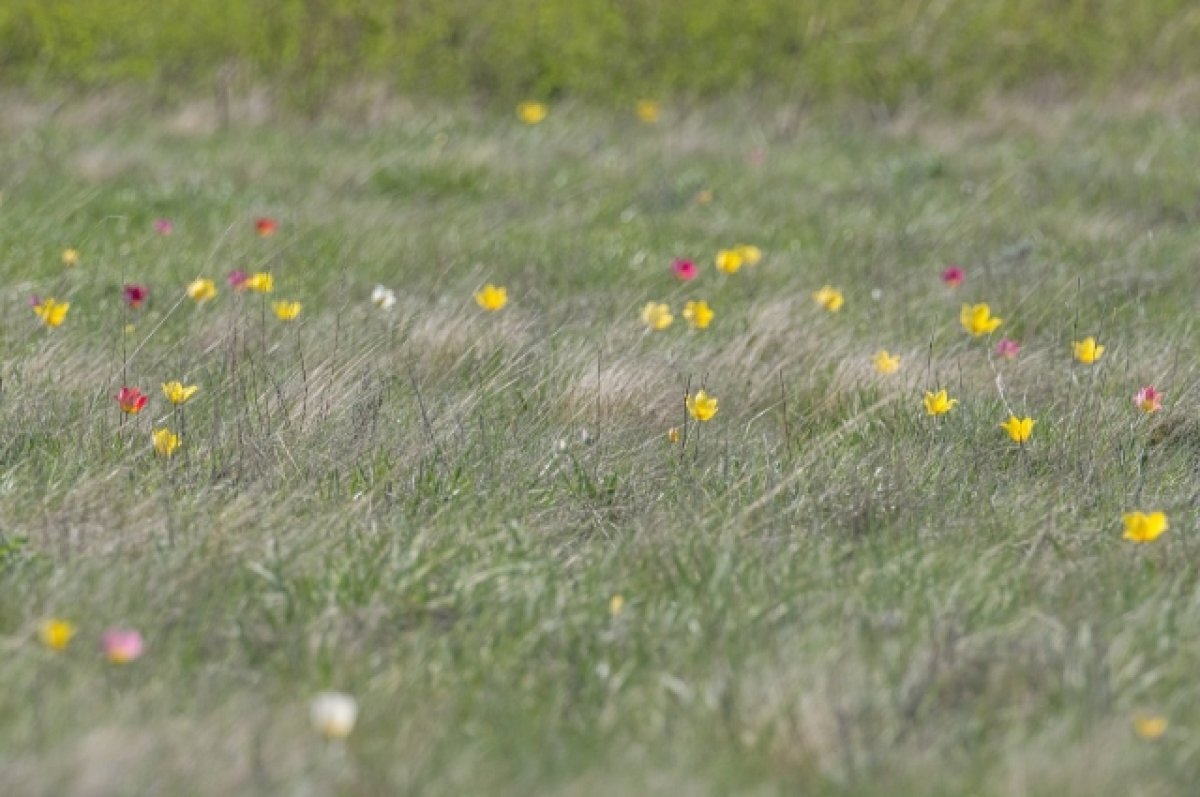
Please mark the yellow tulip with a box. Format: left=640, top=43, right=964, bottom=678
left=152, top=428, right=180, bottom=458
left=1133, top=713, right=1168, bottom=740
left=475, top=284, right=508, bottom=311
left=186, top=278, right=217, bottom=303
left=61, top=248, right=80, bottom=266
left=1122, top=511, right=1167, bottom=543
left=272, top=300, right=302, bottom=321
left=813, top=285, right=844, bottom=312
left=923, top=389, right=958, bottom=416
left=715, top=249, right=744, bottom=274
left=872, top=350, right=901, bottom=375
left=686, top=389, right=719, bottom=421
left=960, top=303, right=1002, bottom=336
left=161, top=381, right=199, bottom=405
left=682, top=300, right=713, bottom=329
left=243, top=272, right=274, bottom=293
left=1073, top=336, right=1105, bottom=364
left=39, top=619, right=76, bottom=651
left=999, top=415, right=1035, bottom=444
left=32, top=297, right=70, bottom=327
left=635, top=100, right=660, bottom=124
left=736, top=245, right=762, bottom=265
left=641, top=302, right=673, bottom=331
left=516, top=102, right=548, bottom=125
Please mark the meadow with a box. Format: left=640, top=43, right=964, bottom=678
left=0, top=89, right=1198, bottom=795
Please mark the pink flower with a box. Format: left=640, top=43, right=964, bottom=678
left=227, top=270, right=248, bottom=289
left=153, top=218, right=174, bottom=235
left=995, top=338, right=1020, bottom=360
left=123, top=284, right=148, bottom=308
left=1134, top=386, right=1163, bottom=413
left=941, top=266, right=965, bottom=287
left=671, top=259, right=698, bottom=281
left=101, top=628, right=144, bottom=663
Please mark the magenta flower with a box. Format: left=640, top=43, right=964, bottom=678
left=153, top=218, right=174, bottom=235
left=101, top=628, right=144, bottom=663
left=227, top=270, right=248, bottom=289
left=941, top=266, right=965, bottom=287
left=123, top=284, right=148, bottom=308
left=995, top=338, right=1020, bottom=360
left=671, top=259, right=698, bottom=281
left=1134, top=386, right=1163, bottom=413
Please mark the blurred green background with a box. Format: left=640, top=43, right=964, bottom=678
left=3, top=0, right=1199, bottom=110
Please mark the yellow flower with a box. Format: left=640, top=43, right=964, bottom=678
left=609, top=594, right=625, bottom=616
left=736, top=245, right=762, bottom=265
left=1133, top=713, right=1168, bottom=740
left=1122, top=511, right=1168, bottom=543
left=161, top=381, right=199, bottom=406
left=695, top=189, right=713, bottom=205
left=666, top=427, right=681, bottom=444
left=872, top=350, right=901, bottom=375
left=1073, top=336, right=1105, bottom=364
left=686, top=389, right=718, bottom=421
left=32, top=297, right=70, bottom=328
left=39, top=619, right=76, bottom=651
left=475, top=283, right=508, bottom=311
left=813, top=285, right=844, bottom=312
left=923, top=389, right=958, bottom=416
left=152, top=428, right=180, bottom=458
left=272, top=300, right=302, bottom=321
left=61, top=248, right=80, bottom=267
left=715, top=249, right=744, bottom=274
left=186, top=278, right=217, bottom=303
left=516, top=101, right=548, bottom=125
left=243, top=272, right=274, bottom=293
left=635, top=100, right=660, bottom=124
left=682, top=300, right=714, bottom=329
left=999, top=415, right=1036, bottom=444
left=641, top=301, right=673, bottom=331
left=960, top=303, right=1002, bottom=336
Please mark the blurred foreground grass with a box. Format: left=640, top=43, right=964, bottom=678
left=0, top=92, right=1197, bottom=795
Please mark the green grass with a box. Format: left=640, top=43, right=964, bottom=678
left=0, top=92, right=1198, bottom=796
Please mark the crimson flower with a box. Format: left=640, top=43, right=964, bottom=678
left=255, top=217, right=278, bottom=237
left=941, top=266, right=965, bottom=287
left=123, top=284, right=148, bottom=308
left=671, top=259, right=698, bottom=281
left=116, top=387, right=148, bottom=415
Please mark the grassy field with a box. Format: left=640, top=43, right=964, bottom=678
left=0, top=91, right=1198, bottom=796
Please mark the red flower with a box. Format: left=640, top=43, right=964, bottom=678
left=671, top=259, right=698, bottom=281
left=255, top=218, right=278, bottom=237
left=227, top=270, right=249, bottom=289
left=116, top=387, right=148, bottom=415
left=123, top=284, right=148, bottom=308
left=941, top=266, right=965, bottom=287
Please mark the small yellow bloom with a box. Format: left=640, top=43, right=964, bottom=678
left=516, top=101, right=548, bottom=125
left=39, top=619, right=76, bottom=651
left=999, top=415, right=1036, bottom=444
left=736, top=245, right=762, bottom=265
left=1073, top=336, right=1105, bottom=364
left=924, top=389, right=958, bottom=416
left=813, top=285, right=844, bottom=312
left=1123, top=511, right=1168, bottom=543
left=243, top=272, right=274, bottom=293
left=641, top=301, right=673, bottom=331
left=682, top=300, right=714, bottom=329
left=666, top=427, right=681, bottom=444
left=695, top=189, right=713, bottom=205
left=161, top=381, right=199, bottom=406
left=715, top=249, right=744, bottom=274
left=186, top=278, right=217, bottom=303
left=609, top=594, right=625, bottom=616
left=960, top=303, right=1002, bottom=337
left=272, top=300, right=302, bottom=321
left=1133, top=713, right=1168, bottom=740
left=152, top=428, right=180, bottom=458
left=872, top=350, right=901, bottom=375
left=123, top=324, right=136, bottom=335
left=61, top=248, right=80, bottom=266
left=686, top=389, right=718, bottom=421
left=32, top=297, right=70, bottom=327
left=635, top=100, right=660, bottom=124
left=475, top=283, right=508, bottom=311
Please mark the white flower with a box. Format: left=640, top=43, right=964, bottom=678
left=310, top=691, right=358, bottom=739
left=371, top=285, right=396, bottom=310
